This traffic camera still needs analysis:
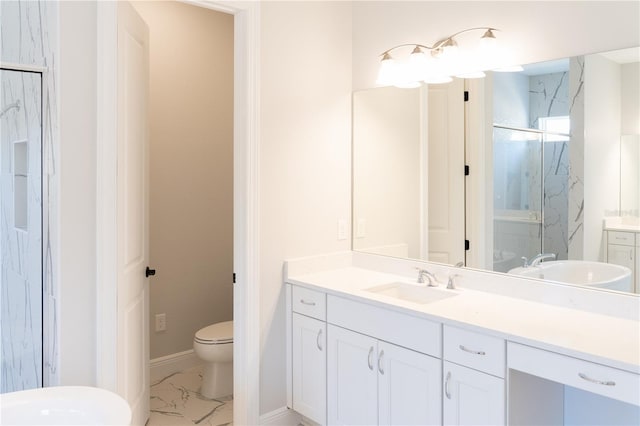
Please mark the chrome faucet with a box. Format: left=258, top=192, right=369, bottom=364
left=447, top=261, right=464, bottom=289
left=416, top=268, right=439, bottom=287
left=522, top=253, right=556, bottom=268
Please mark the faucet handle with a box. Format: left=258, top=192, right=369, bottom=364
left=521, top=256, right=529, bottom=267
left=447, top=274, right=460, bottom=290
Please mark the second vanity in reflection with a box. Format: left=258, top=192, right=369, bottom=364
left=285, top=252, right=640, bottom=425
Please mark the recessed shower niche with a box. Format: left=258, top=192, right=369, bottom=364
left=13, top=140, right=28, bottom=230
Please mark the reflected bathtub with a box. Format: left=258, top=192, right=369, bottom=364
left=509, top=260, right=632, bottom=292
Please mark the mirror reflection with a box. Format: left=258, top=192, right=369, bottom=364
left=352, top=47, right=640, bottom=294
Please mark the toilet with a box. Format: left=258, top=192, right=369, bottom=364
left=193, top=321, right=233, bottom=399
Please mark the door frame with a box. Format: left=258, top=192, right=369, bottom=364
left=95, top=1, right=261, bottom=424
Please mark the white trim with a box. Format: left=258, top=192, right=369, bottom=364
left=95, top=1, right=260, bottom=425
left=0, top=62, right=48, bottom=73
left=149, top=350, right=202, bottom=383
left=95, top=0, right=118, bottom=393
left=259, top=407, right=302, bottom=426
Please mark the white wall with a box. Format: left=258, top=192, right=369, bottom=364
left=583, top=54, right=621, bottom=261
left=352, top=1, right=640, bottom=91
left=259, top=1, right=352, bottom=415
left=131, top=1, right=234, bottom=361
left=58, top=0, right=97, bottom=385
left=621, top=62, right=640, bottom=135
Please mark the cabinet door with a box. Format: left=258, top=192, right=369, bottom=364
left=327, top=325, right=378, bottom=425
left=292, top=313, right=326, bottom=424
left=443, top=361, right=505, bottom=426
left=608, top=244, right=635, bottom=292
left=378, top=341, right=441, bottom=425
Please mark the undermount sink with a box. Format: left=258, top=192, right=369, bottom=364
left=508, top=260, right=632, bottom=292
left=366, top=282, right=458, bottom=304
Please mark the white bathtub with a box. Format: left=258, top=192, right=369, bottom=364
left=509, top=260, right=632, bottom=292
left=0, top=386, right=131, bottom=425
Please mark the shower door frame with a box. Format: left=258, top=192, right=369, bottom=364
left=0, top=62, right=53, bottom=390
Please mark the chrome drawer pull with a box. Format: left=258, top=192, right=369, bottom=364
left=578, top=373, right=616, bottom=386
left=378, top=350, right=385, bottom=375
left=299, top=299, right=316, bottom=306
left=459, top=345, right=486, bottom=356
left=368, top=347, right=374, bottom=371
left=316, top=329, right=323, bottom=351
left=445, top=371, right=452, bottom=399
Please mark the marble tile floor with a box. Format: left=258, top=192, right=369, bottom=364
left=147, top=365, right=233, bottom=426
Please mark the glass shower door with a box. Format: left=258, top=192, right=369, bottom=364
left=1, top=69, right=43, bottom=392
left=492, top=126, right=543, bottom=272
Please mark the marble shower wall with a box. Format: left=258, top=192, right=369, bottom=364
left=568, top=57, right=585, bottom=260
left=0, top=0, right=58, bottom=389
left=529, top=71, right=570, bottom=261
left=1, top=69, right=42, bottom=393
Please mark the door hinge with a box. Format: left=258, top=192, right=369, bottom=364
left=464, top=165, right=470, bottom=176
left=465, top=240, right=470, bottom=251
left=233, top=272, right=236, bottom=284
left=464, top=91, right=469, bottom=102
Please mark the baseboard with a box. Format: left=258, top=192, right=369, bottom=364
left=260, top=406, right=303, bottom=426
left=150, top=349, right=203, bottom=383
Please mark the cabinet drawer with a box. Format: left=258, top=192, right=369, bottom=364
left=508, top=342, right=640, bottom=406
left=327, top=295, right=441, bottom=357
left=608, top=231, right=636, bottom=246
left=444, top=325, right=505, bottom=378
left=292, top=286, right=326, bottom=320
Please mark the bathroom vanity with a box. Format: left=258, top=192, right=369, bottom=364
left=605, top=218, right=640, bottom=294
left=284, top=252, right=640, bottom=425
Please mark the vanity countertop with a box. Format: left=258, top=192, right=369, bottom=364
left=604, top=217, right=640, bottom=233
left=286, top=265, right=640, bottom=374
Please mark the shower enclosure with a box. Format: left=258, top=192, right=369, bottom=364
left=1, top=68, right=43, bottom=392
left=492, top=63, right=571, bottom=272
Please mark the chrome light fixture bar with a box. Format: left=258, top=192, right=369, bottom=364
left=377, top=27, right=521, bottom=87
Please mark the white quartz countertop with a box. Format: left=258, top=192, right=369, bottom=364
left=286, top=266, right=640, bottom=374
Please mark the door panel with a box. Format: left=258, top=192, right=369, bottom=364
left=327, top=325, right=378, bottom=425
left=378, top=341, right=441, bottom=425
left=428, top=79, right=465, bottom=265
left=117, top=2, right=149, bottom=425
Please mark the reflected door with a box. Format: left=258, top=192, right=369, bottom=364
left=0, top=69, right=43, bottom=393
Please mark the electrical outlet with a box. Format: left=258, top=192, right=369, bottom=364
left=155, top=313, right=166, bottom=332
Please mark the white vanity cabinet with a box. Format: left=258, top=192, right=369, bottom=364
left=327, top=295, right=442, bottom=425
left=289, top=286, right=327, bottom=424
left=327, top=324, right=442, bottom=425
left=605, top=230, right=637, bottom=292
left=292, top=313, right=326, bottom=423
left=442, top=326, right=505, bottom=426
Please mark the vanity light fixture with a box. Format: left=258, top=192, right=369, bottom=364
left=376, top=27, right=520, bottom=87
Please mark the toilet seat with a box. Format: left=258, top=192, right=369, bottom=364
left=195, top=321, right=233, bottom=345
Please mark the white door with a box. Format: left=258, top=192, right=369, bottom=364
left=292, top=313, right=326, bottom=424
left=327, top=325, right=378, bottom=425
left=443, top=361, right=505, bottom=426
left=427, top=79, right=466, bottom=265
left=117, top=3, right=150, bottom=425
left=378, top=341, right=441, bottom=426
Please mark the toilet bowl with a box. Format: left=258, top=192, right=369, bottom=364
left=193, top=321, right=233, bottom=399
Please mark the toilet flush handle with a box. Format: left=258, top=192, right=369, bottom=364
left=146, top=266, right=156, bottom=278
